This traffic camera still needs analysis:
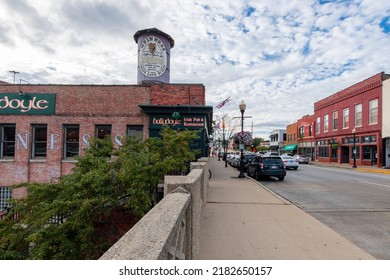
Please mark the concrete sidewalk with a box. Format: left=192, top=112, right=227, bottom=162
left=198, top=157, right=375, bottom=260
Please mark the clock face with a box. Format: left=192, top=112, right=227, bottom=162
left=139, top=36, right=167, bottom=78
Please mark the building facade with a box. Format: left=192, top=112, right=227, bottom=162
left=269, top=129, right=286, bottom=152
left=283, top=122, right=297, bottom=154
left=314, top=72, right=390, bottom=167
left=0, top=28, right=213, bottom=210
left=297, top=114, right=315, bottom=160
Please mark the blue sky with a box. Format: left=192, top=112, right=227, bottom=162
left=0, top=0, right=389, bottom=139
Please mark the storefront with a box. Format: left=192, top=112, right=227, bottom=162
left=139, top=105, right=213, bottom=158
left=316, top=133, right=381, bottom=166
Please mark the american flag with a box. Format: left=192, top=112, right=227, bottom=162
left=215, top=96, right=231, bottom=109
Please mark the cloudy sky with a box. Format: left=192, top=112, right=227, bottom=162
left=1, top=0, right=390, bottom=139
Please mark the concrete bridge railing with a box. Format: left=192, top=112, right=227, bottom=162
left=99, top=157, right=210, bottom=260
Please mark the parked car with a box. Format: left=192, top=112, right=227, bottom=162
left=236, top=153, right=256, bottom=171
left=293, top=155, right=309, bottom=164
left=228, top=154, right=240, bottom=166
left=247, top=155, right=286, bottom=181
left=231, top=155, right=241, bottom=167
left=281, top=155, right=299, bottom=170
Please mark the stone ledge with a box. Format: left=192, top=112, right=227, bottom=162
left=99, top=188, right=190, bottom=260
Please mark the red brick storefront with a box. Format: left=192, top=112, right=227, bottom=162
left=314, top=72, right=389, bottom=167
left=297, top=114, right=315, bottom=160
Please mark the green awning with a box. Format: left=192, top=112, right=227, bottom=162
left=282, top=144, right=297, bottom=151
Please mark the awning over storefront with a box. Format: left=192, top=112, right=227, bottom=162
left=282, top=144, right=297, bottom=151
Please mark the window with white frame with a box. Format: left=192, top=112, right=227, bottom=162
left=369, top=99, right=378, bottom=125
left=299, top=126, right=304, bottom=138
left=355, top=103, right=362, bottom=127
left=332, top=111, right=338, bottom=130
left=343, top=108, right=349, bottom=129
left=324, top=114, right=329, bottom=132
left=63, top=125, right=79, bottom=159
left=32, top=124, right=47, bottom=159
left=316, top=117, right=320, bottom=134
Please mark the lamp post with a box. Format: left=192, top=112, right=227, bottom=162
left=222, top=118, right=228, bottom=167
left=238, top=100, right=246, bottom=178
left=352, top=127, right=357, bottom=168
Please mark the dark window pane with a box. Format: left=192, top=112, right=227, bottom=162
left=1, top=124, right=16, bottom=158
left=65, top=143, right=79, bottom=157
left=127, top=125, right=143, bottom=138
left=96, top=125, right=111, bottom=139
left=34, top=127, right=47, bottom=142
left=4, top=126, right=15, bottom=141
left=32, top=125, right=47, bottom=158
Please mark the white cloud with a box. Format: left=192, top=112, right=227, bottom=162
left=1, top=0, right=390, bottom=139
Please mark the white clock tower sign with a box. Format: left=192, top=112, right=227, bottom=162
left=134, top=28, right=175, bottom=84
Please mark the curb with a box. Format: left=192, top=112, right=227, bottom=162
left=355, top=168, right=390, bottom=174
left=310, top=162, right=390, bottom=175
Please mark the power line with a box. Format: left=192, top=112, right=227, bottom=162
left=9, top=70, right=20, bottom=84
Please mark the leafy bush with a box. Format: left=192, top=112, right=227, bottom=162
left=0, top=127, right=199, bottom=259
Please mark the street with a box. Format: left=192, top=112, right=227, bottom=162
left=253, top=164, right=390, bottom=259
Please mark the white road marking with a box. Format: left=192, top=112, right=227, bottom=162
left=360, top=180, right=390, bottom=188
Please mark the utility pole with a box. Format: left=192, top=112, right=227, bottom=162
left=9, top=70, right=19, bottom=84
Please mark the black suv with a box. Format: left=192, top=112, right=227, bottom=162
left=247, top=155, right=286, bottom=181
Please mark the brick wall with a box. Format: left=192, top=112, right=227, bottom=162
left=150, top=84, right=205, bottom=106
left=0, top=83, right=207, bottom=188
left=286, top=122, right=297, bottom=144
left=0, top=84, right=150, bottom=187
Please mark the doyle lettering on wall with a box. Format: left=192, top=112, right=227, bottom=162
left=0, top=93, right=56, bottom=115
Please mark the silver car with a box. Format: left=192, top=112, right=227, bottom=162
left=281, top=156, right=299, bottom=170
left=293, top=155, right=309, bottom=164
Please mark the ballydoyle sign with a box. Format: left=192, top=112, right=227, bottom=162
left=0, top=93, right=56, bottom=115
left=149, top=114, right=206, bottom=130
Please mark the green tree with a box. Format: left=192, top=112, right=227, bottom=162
left=0, top=127, right=199, bottom=260
left=252, top=137, right=264, bottom=148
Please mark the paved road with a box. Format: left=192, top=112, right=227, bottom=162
left=256, top=164, right=390, bottom=259
left=199, top=158, right=374, bottom=260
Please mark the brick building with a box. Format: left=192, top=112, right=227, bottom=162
left=283, top=122, right=297, bottom=154
left=314, top=72, right=390, bottom=167
left=0, top=28, right=213, bottom=210
left=297, top=114, right=315, bottom=160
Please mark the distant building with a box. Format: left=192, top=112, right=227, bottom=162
left=314, top=72, right=390, bottom=167
left=283, top=122, right=297, bottom=154
left=297, top=114, right=315, bottom=160
left=260, top=140, right=270, bottom=149
left=269, top=129, right=286, bottom=153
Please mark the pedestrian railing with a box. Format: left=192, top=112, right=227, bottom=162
left=99, top=157, right=210, bottom=260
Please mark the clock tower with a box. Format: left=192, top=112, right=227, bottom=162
left=134, top=28, right=174, bottom=84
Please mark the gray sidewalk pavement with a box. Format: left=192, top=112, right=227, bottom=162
left=198, top=157, right=375, bottom=260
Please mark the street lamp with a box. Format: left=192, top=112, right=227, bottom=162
left=222, top=118, right=228, bottom=167
left=352, top=127, right=357, bottom=168
left=238, top=100, right=246, bottom=178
